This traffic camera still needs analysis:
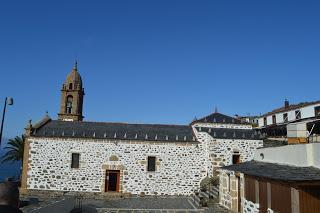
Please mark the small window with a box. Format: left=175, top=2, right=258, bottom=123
left=232, top=154, right=240, bottom=164
left=295, top=110, right=301, bottom=119
left=147, top=156, right=156, bottom=172
left=69, top=83, right=73, bottom=90
left=263, top=117, right=267, bottom=126
left=315, top=106, right=320, bottom=117
left=283, top=113, right=288, bottom=122
left=272, top=115, right=276, bottom=124
left=71, top=153, right=80, bottom=168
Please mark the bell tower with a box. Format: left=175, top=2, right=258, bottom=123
left=58, top=62, right=84, bottom=121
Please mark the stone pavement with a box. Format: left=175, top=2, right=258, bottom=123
left=21, top=196, right=229, bottom=213
left=97, top=208, right=203, bottom=212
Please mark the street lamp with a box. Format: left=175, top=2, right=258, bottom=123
left=0, top=97, right=13, bottom=147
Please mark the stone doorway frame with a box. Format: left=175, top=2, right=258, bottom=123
left=102, top=164, right=124, bottom=193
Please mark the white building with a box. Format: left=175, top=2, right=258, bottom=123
left=20, top=63, right=264, bottom=195
left=257, top=99, right=320, bottom=128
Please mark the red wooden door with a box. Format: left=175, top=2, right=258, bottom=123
left=105, top=170, right=120, bottom=192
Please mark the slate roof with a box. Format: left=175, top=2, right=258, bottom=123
left=222, top=161, right=320, bottom=183
left=32, top=119, right=196, bottom=143
left=262, top=100, right=320, bottom=117
left=195, top=126, right=264, bottom=140
left=261, top=139, right=288, bottom=148
left=195, top=112, right=245, bottom=124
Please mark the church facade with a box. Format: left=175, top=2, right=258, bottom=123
left=21, top=64, right=264, bottom=195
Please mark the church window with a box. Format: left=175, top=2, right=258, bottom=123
left=66, top=96, right=73, bottom=114
left=71, top=153, right=80, bottom=168
left=147, top=156, right=156, bottom=172
left=69, top=83, right=73, bottom=90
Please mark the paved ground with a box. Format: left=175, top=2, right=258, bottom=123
left=21, top=196, right=229, bottom=213
left=90, top=197, right=196, bottom=209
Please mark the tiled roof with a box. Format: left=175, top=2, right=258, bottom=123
left=262, top=100, right=320, bottom=117
left=195, top=127, right=264, bottom=140
left=222, top=161, right=320, bottom=182
left=195, top=112, right=245, bottom=124
left=32, top=119, right=196, bottom=143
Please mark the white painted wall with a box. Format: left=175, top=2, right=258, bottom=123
left=287, top=123, right=308, bottom=138
left=311, top=144, right=320, bottom=167
left=267, top=116, right=273, bottom=126
left=254, top=143, right=320, bottom=168
left=275, top=113, right=284, bottom=124
left=288, top=110, right=296, bottom=122
left=258, top=118, right=264, bottom=127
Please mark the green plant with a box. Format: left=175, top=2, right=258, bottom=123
left=1, top=135, right=25, bottom=164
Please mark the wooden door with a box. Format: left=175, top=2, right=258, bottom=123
left=299, top=186, right=320, bottom=213
left=271, top=183, right=291, bottom=213
left=105, top=170, right=120, bottom=192
left=259, top=181, right=268, bottom=213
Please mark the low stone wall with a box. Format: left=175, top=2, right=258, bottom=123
left=243, top=198, right=259, bottom=213
left=219, top=170, right=240, bottom=212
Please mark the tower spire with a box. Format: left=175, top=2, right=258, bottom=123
left=214, top=106, right=218, bottom=113
left=73, top=60, right=78, bottom=71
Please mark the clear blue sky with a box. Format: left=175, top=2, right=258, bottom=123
left=0, top=0, right=320, bottom=139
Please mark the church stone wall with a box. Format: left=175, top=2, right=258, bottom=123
left=192, top=125, right=263, bottom=177
left=210, top=138, right=263, bottom=167
left=26, top=137, right=207, bottom=195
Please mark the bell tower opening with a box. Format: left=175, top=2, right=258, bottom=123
left=58, top=61, right=84, bottom=121
left=66, top=95, right=73, bottom=114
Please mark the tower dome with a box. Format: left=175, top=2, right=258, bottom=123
left=64, top=62, right=83, bottom=90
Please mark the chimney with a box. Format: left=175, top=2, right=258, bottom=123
left=285, top=99, right=289, bottom=108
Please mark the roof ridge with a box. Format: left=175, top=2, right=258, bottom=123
left=50, top=120, right=191, bottom=127
left=262, top=100, right=320, bottom=116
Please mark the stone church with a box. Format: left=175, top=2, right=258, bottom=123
left=21, top=63, right=264, bottom=195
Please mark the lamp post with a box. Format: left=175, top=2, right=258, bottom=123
left=0, top=97, right=13, bottom=147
